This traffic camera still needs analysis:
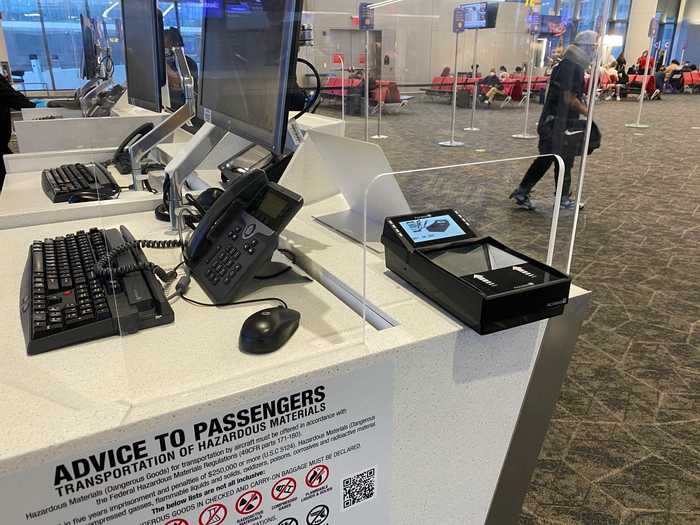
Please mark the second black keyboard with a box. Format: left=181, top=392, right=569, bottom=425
left=41, top=163, right=121, bottom=203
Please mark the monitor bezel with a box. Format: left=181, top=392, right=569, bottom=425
left=197, top=0, right=303, bottom=157
left=121, top=0, right=163, bottom=113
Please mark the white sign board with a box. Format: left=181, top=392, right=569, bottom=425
left=0, top=363, right=394, bottom=525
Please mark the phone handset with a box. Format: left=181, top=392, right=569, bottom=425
left=113, top=122, right=156, bottom=175
left=186, top=169, right=268, bottom=263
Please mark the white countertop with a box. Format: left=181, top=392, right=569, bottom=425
left=0, top=202, right=587, bottom=473
left=0, top=212, right=368, bottom=470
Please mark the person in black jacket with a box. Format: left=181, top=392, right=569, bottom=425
left=509, top=30, right=597, bottom=210
left=0, top=75, right=35, bottom=190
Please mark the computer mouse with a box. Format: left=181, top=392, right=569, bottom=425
left=239, top=307, right=301, bottom=354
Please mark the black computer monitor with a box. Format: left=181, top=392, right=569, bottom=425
left=121, top=0, right=166, bottom=112
left=80, top=15, right=98, bottom=80
left=198, top=0, right=303, bottom=157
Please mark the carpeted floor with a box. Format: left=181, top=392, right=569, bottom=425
left=318, top=93, right=700, bottom=524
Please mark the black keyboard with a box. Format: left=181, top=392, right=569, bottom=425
left=41, top=163, right=121, bottom=203
left=20, top=226, right=174, bottom=355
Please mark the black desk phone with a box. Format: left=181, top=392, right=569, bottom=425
left=186, top=170, right=304, bottom=304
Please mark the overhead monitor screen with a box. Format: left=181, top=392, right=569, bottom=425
left=398, top=214, right=468, bottom=244
left=460, top=2, right=488, bottom=29
left=198, top=0, right=299, bottom=155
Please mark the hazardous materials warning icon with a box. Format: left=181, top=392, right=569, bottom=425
left=165, top=520, right=189, bottom=525
left=235, top=489, right=263, bottom=515
left=198, top=503, right=227, bottom=525
left=272, top=476, right=297, bottom=501
left=306, top=505, right=329, bottom=525
left=278, top=519, right=298, bottom=525
left=305, top=464, right=329, bottom=488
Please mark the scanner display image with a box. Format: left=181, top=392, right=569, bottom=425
left=382, top=209, right=571, bottom=334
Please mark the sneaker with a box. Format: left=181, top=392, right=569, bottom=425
left=560, top=196, right=577, bottom=210
left=616, top=95, right=620, bottom=101
left=604, top=94, right=612, bottom=101
left=651, top=89, right=661, bottom=100
left=509, top=188, right=534, bottom=210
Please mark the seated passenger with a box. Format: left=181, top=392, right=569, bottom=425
left=498, top=65, right=508, bottom=81
left=602, top=61, right=621, bottom=101
left=481, top=68, right=507, bottom=106
left=654, top=59, right=681, bottom=97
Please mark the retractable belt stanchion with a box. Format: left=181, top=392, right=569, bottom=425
left=626, top=32, right=655, bottom=129
left=371, top=74, right=388, bottom=140
left=364, top=30, right=370, bottom=142
left=440, top=26, right=465, bottom=148
left=513, top=33, right=537, bottom=140
left=339, top=55, right=346, bottom=122
left=464, top=28, right=480, bottom=132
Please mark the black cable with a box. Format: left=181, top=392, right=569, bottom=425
left=94, top=239, right=184, bottom=283
left=67, top=185, right=121, bottom=203
left=292, top=58, right=321, bottom=121
left=180, top=293, right=288, bottom=310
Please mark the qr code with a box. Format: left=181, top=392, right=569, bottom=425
left=343, top=467, right=376, bottom=510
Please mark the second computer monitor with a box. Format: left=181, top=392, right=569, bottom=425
left=198, top=0, right=302, bottom=157
left=121, top=0, right=165, bottom=112
left=80, top=15, right=98, bottom=80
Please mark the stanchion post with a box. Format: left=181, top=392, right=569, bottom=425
left=439, top=29, right=464, bottom=148
left=364, top=30, right=370, bottom=141
left=465, top=29, right=480, bottom=132
left=513, top=32, right=537, bottom=140
left=339, top=55, right=346, bottom=122
left=626, top=32, right=655, bottom=128
left=371, top=73, right=387, bottom=140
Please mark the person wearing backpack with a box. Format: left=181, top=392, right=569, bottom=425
left=509, top=31, right=598, bottom=210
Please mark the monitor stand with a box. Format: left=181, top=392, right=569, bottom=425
left=165, top=122, right=229, bottom=230
left=128, top=47, right=197, bottom=191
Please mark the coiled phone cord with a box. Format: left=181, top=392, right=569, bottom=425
left=94, top=239, right=184, bottom=284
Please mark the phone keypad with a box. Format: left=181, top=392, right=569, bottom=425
left=204, top=221, right=260, bottom=288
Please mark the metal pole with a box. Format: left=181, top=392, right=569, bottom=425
left=174, top=0, right=182, bottom=30
left=568, top=0, right=612, bottom=273
left=339, top=55, right=346, bottom=122
left=626, top=34, right=654, bottom=129
left=513, top=33, right=537, bottom=139
left=439, top=31, right=464, bottom=147
left=371, top=76, right=387, bottom=139
left=36, top=0, right=56, bottom=92
left=364, top=30, right=370, bottom=141
left=465, top=29, right=479, bottom=131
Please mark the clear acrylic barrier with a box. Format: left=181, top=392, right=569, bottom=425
left=361, top=153, right=578, bottom=343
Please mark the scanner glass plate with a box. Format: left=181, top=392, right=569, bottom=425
left=427, top=243, right=526, bottom=277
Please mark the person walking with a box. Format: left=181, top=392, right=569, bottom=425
left=509, top=30, right=598, bottom=210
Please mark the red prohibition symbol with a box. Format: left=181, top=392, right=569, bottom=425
left=235, top=489, right=263, bottom=515
left=198, top=503, right=227, bottom=525
left=165, top=520, right=189, bottom=525
left=271, top=476, right=297, bottom=501
left=305, top=464, right=330, bottom=488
